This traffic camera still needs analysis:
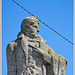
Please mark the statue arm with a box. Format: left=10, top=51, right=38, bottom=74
left=6, top=42, right=17, bottom=75
left=44, top=45, right=67, bottom=70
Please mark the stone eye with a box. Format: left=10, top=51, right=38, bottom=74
left=35, top=26, right=37, bottom=28
left=38, top=22, right=39, bottom=25
left=30, top=22, right=34, bottom=25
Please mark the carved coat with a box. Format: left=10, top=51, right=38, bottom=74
left=7, top=32, right=67, bottom=75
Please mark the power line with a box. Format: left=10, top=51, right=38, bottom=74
left=12, top=0, right=74, bottom=45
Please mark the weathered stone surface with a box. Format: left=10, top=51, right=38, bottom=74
left=6, top=16, right=67, bottom=75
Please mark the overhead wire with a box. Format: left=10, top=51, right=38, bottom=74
left=12, top=0, right=74, bottom=45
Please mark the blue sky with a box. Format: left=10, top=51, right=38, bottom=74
left=2, top=0, right=73, bottom=75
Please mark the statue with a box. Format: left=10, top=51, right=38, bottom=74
left=6, top=16, right=67, bottom=75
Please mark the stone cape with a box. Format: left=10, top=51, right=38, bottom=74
left=6, top=16, right=67, bottom=75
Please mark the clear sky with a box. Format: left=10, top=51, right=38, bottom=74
left=2, top=0, right=73, bottom=75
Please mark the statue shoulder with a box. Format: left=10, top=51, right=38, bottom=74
left=44, top=45, right=54, bottom=54
left=6, top=41, right=16, bottom=52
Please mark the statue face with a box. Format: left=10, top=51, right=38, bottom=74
left=21, top=16, right=40, bottom=38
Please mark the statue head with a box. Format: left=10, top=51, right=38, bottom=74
left=21, top=16, right=39, bottom=38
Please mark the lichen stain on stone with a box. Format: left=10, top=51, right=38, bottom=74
left=7, top=16, right=67, bottom=75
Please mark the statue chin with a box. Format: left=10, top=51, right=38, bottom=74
left=30, top=33, right=38, bottom=38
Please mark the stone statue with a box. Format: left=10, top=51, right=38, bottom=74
left=6, top=16, right=67, bottom=75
